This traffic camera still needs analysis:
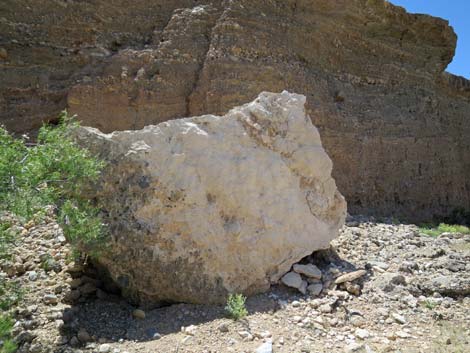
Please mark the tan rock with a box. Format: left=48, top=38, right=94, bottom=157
left=335, top=270, right=367, bottom=284
left=76, top=91, right=346, bottom=305
left=0, top=48, right=7, bottom=60
left=132, top=309, right=146, bottom=320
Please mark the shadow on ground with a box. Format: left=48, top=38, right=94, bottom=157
left=58, top=248, right=365, bottom=345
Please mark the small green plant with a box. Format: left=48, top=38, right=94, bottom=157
left=0, top=314, right=17, bottom=353
left=40, top=254, right=55, bottom=272
left=0, top=111, right=107, bottom=257
left=0, top=222, right=15, bottom=261
left=419, top=223, right=470, bottom=237
left=225, top=293, right=248, bottom=320
left=0, top=278, right=23, bottom=312
left=422, top=299, right=438, bottom=310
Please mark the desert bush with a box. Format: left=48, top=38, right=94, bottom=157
left=0, top=111, right=107, bottom=257
left=0, top=113, right=105, bottom=352
left=419, top=223, right=470, bottom=237
left=225, top=293, right=248, bottom=320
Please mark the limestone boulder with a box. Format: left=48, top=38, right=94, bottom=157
left=76, top=91, right=346, bottom=305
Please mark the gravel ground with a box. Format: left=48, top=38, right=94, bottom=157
left=2, top=214, right=469, bottom=353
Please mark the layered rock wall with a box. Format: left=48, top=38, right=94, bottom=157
left=1, top=0, right=469, bottom=220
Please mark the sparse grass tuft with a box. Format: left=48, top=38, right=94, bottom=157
left=422, top=299, right=438, bottom=310
left=225, top=294, right=248, bottom=320
left=0, top=280, right=23, bottom=312
left=40, top=254, right=55, bottom=272
left=0, top=314, right=17, bottom=353
left=0, top=221, right=15, bottom=261
left=419, top=223, right=470, bottom=237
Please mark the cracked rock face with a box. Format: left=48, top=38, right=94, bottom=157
left=76, top=91, right=346, bottom=305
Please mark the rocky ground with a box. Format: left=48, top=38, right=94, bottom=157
left=2, top=213, right=469, bottom=353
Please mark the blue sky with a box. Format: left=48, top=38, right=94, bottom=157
left=389, top=0, right=469, bottom=78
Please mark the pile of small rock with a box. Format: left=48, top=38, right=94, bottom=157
left=281, top=262, right=367, bottom=298
left=1, top=211, right=469, bottom=353
left=0, top=211, right=110, bottom=353
left=281, top=264, right=323, bottom=296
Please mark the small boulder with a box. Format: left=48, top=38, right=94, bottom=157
left=281, top=272, right=303, bottom=290
left=132, top=309, right=146, bottom=320
left=293, top=264, right=322, bottom=279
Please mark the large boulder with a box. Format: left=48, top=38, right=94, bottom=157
left=76, top=91, right=346, bottom=305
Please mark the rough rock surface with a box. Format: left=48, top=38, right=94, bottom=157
left=75, top=91, right=346, bottom=305
left=1, top=0, right=469, bottom=221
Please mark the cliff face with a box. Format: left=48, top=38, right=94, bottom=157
left=1, top=0, right=469, bottom=220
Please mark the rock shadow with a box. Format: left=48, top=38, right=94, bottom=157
left=57, top=247, right=368, bottom=346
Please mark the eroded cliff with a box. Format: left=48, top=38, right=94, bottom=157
left=1, top=0, right=469, bottom=220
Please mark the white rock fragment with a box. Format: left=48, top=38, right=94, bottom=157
left=355, top=328, right=370, bottom=340
left=293, top=263, right=322, bottom=279
left=255, top=340, right=273, bottom=353
left=98, top=344, right=111, bottom=353
left=182, top=325, right=197, bottom=336
left=391, top=313, right=406, bottom=324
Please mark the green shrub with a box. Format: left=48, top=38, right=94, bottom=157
left=0, top=111, right=107, bottom=257
left=59, top=200, right=106, bottom=258
left=0, top=112, right=104, bottom=352
left=225, top=293, right=248, bottom=320
left=419, top=223, right=470, bottom=237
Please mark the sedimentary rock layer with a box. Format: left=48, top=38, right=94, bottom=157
left=75, top=91, right=346, bottom=305
left=1, top=0, right=469, bottom=220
